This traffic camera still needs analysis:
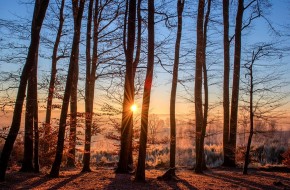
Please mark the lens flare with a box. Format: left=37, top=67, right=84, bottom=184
left=131, top=104, right=137, bottom=112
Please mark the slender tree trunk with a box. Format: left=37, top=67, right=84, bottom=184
left=82, top=0, right=93, bottom=171
left=117, top=0, right=136, bottom=173
left=228, top=0, right=244, bottom=167
left=222, top=0, right=231, bottom=167
left=200, top=0, right=211, bottom=171
left=135, top=0, right=154, bottom=182
left=169, top=0, right=184, bottom=174
left=20, top=66, right=36, bottom=172
left=67, top=74, right=78, bottom=167
left=127, top=0, right=142, bottom=168
left=33, top=48, right=40, bottom=173
left=34, top=99, right=40, bottom=173
left=67, top=3, right=81, bottom=166
left=194, top=0, right=205, bottom=174
left=50, top=0, right=85, bottom=178
left=132, top=0, right=141, bottom=78
left=44, top=0, right=65, bottom=153
left=82, top=0, right=99, bottom=172
left=21, top=44, right=40, bottom=172
left=243, top=52, right=254, bottom=175
left=0, top=0, right=49, bottom=181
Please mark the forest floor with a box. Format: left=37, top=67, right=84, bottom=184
left=0, top=166, right=289, bottom=190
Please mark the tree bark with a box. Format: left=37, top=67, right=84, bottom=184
left=49, top=0, right=85, bottom=178
left=243, top=51, right=254, bottom=175
left=0, top=0, right=49, bottom=181
left=116, top=0, right=136, bottom=173
left=127, top=0, right=142, bottom=168
left=222, top=0, right=232, bottom=167
left=67, top=73, right=78, bottom=168
left=228, top=0, right=244, bottom=167
left=200, top=0, right=211, bottom=171
left=44, top=0, right=65, bottom=153
left=33, top=48, right=40, bottom=173
left=135, top=0, right=154, bottom=182
left=20, top=63, right=36, bottom=172
left=82, top=0, right=98, bottom=172
left=169, top=0, right=184, bottom=174
left=194, top=0, right=205, bottom=174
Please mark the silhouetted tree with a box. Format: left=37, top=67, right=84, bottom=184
left=159, top=0, right=184, bottom=180
left=44, top=0, right=66, bottom=153
left=49, top=0, right=85, bottom=178
left=33, top=56, right=40, bottom=173
left=200, top=0, right=211, bottom=172
left=222, top=0, right=231, bottom=166
left=241, top=44, right=286, bottom=174
left=194, top=0, right=205, bottom=174
left=20, top=47, right=39, bottom=173
left=116, top=0, right=137, bottom=173
left=0, top=0, right=50, bottom=181
left=225, top=0, right=266, bottom=167
left=227, top=0, right=244, bottom=167
left=243, top=49, right=255, bottom=175
left=135, top=0, right=154, bottom=182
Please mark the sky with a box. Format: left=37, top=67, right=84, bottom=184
left=0, top=0, right=289, bottom=125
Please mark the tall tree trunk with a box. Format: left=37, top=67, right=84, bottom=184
left=127, top=0, right=142, bottom=168
left=116, top=0, right=136, bottom=174
left=44, top=0, right=65, bottom=153
left=135, top=0, right=154, bottom=182
left=194, top=0, right=205, bottom=174
left=0, top=0, right=49, bottom=181
left=67, top=1, right=81, bottom=166
left=34, top=97, right=40, bottom=173
left=243, top=52, right=254, bottom=175
left=20, top=64, right=36, bottom=172
left=33, top=48, right=40, bottom=173
left=67, top=73, right=78, bottom=167
left=201, top=0, right=211, bottom=171
left=169, top=0, right=184, bottom=173
left=222, top=0, right=231, bottom=167
left=82, top=0, right=98, bottom=172
left=49, top=0, right=85, bottom=178
left=21, top=46, right=40, bottom=173
left=228, top=0, right=244, bottom=167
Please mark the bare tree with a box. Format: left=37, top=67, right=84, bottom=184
left=49, top=0, right=85, bottom=178
left=20, top=46, right=39, bottom=173
left=241, top=44, right=287, bottom=174
left=135, top=0, right=155, bottom=182
left=116, top=0, right=137, bottom=173
left=33, top=55, right=40, bottom=173
left=226, top=0, right=244, bottom=167
left=242, top=49, right=255, bottom=175
left=224, top=0, right=268, bottom=167
left=148, top=114, right=164, bottom=144
left=194, top=0, right=211, bottom=173
left=0, top=0, right=50, bottom=181
left=158, top=0, right=185, bottom=180
left=82, top=0, right=122, bottom=172
left=44, top=0, right=66, bottom=153
left=222, top=0, right=231, bottom=166
left=169, top=0, right=184, bottom=174
left=194, top=0, right=205, bottom=174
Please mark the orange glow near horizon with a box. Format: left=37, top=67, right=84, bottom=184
left=131, top=104, right=137, bottom=112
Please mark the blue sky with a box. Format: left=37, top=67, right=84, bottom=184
left=0, top=1, right=31, bottom=20
left=0, top=1, right=289, bottom=119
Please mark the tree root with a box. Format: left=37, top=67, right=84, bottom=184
left=157, top=168, right=177, bottom=181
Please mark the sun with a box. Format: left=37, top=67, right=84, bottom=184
left=131, top=104, right=137, bottom=112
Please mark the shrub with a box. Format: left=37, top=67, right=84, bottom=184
left=204, top=145, right=223, bottom=167
left=282, top=148, right=290, bottom=166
